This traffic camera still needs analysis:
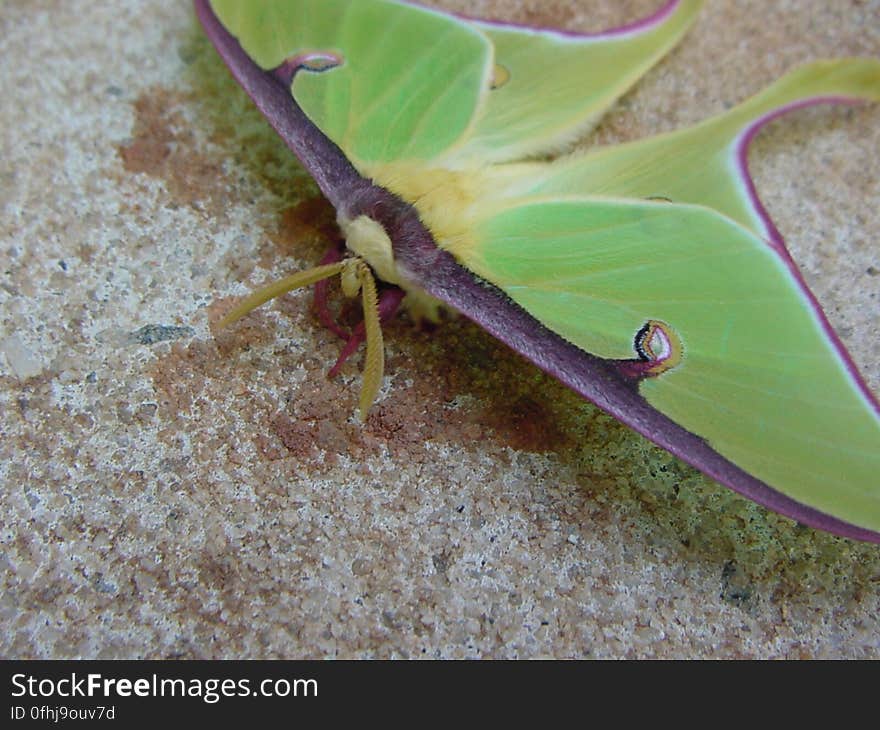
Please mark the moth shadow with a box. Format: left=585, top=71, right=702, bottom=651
left=385, top=314, right=880, bottom=610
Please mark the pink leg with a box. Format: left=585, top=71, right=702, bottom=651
left=328, top=287, right=406, bottom=378
left=312, top=242, right=350, bottom=340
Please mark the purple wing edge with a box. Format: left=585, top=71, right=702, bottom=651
left=193, top=0, right=880, bottom=544
left=192, top=0, right=372, bottom=210
left=412, top=0, right=685, bottom=40
left=736, top=98, right=880, bottom=418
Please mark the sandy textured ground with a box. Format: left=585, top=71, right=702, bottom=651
left=1, top=0, right=878, bottom=659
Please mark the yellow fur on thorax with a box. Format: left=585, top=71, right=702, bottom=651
left=361, top=160, right=489, bottom=259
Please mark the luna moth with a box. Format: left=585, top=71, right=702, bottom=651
left=194, top=0, right=880, bottom=543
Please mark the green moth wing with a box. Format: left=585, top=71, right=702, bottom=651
left=448, top=0, right=704, bottom=163
left=456, top=196, right=880, bottom=533
left=209, top=0, right=492, bottom=164
left=208, top=0, right=706, bottom=167
left=448, top=55, right=880, bottom=535
left=493, top=59, right=880, bottom=239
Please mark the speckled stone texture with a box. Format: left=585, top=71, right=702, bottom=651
left=1, top=0, right=879, bottom=659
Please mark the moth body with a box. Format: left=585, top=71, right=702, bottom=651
left=340, top=210, right=449, bottom=325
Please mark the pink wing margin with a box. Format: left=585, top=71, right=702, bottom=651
left=735, top=98, right=880, bottom=418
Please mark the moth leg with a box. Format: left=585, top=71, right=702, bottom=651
left=312, top=242, right=350, bottom=340
left=328, top=287, right=405, bottom=378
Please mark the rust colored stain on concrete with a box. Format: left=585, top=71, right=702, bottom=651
left=118, top=87, right=230, bottom=215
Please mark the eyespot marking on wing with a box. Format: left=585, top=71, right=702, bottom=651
left=273, top=51, right=344, bottom=86
left=490, top=63, right=511, bottom=90
left=300, top=52, right=343, bottom=72
left=616, top=319, right=683, bottom=381
left=635, top=320, right=682, bottom=374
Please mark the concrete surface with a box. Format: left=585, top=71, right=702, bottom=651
left=1, top=0, right=879, bottom=659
